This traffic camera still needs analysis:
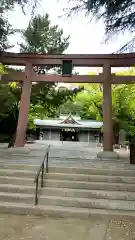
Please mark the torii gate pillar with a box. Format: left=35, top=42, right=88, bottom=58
left=97, top=64, right=119, bottom=159
left=103, top=64, right=113, bottom=151
left=15, top=63, right=32, bottom=147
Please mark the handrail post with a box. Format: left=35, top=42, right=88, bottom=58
left=35, top=178, right=39, bottom=205
left=46, top=152, right=49, bottom=173
left=41, top=162, right=44, bottom=188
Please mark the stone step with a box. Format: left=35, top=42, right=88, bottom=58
left=1, top=177, right=135, bottom=191
left=1, top=171, right=135, bottom=184
left=0, top=164, right=38, bottom=171
left=44, top=173, right=135, bottom=184
left=0, top=184, right=35, bottom=194
left=0, top=201, right=135, bottom=218
left=41, top=196, right=135, bottom=211
left=0, top=176, right=34, bottom=185
left=1, top=160, right=131, bottom=168
left=0, top=192, right=35, bottom=204
left=1, top=192, right=135, bottom=211
left=1, top=165, right=135, bottom=177
left=1, top=184, right=135, bottom=201
left=48, top=167, right=135, bottom=176
left=0, top=169, right=35, bottom=178
left=41, top=179, right=135, bottom=192
left=42, top=187, right=135, bottom=201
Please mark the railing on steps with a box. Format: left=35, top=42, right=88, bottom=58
left=34, top=145, right=50, bottom=205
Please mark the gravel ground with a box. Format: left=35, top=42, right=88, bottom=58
left=0, top=214, right=135, bottom=240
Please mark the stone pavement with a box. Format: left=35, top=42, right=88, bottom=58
left=0, top=213, right=135, bottom=240
left=0, top=141, right=131, bottom=170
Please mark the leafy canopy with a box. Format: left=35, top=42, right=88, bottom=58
left=0, top=14, right=14, bottom=50
left=65, top=0, right=135, bottom=40
left=19, top=13, right=70, bottom=54
left=0, top=0, right=39, bottom=51
left=0, top=0, right=38, bottom=13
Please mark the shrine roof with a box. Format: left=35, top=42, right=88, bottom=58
left=34, top=115, right=103, bottom=129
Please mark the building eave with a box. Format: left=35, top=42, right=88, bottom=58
left=34, top=119, right=103, bottom=129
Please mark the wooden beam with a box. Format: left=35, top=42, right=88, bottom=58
left=2, top=70, right=135, bottom=84
left=1, top=51, right=135, bottom=60
left=30, top=74, right=105, bottom=83
left=1, top=51, right=135, bottom=67
left=1, top=71, right=25, bottom=81
left=1, top=72, right=105, bottom=83
left=111, top=75, right=135, bottom=84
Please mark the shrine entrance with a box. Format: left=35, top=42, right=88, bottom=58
left=60, top=129, right=79, bottom=142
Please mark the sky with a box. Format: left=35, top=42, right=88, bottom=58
left=7, top=0, right=133, bottom=75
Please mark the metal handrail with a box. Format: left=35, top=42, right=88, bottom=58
left=34, top=144, right=50, bottom=205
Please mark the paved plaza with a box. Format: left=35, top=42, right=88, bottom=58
left=0, top=141, right=130, bottom=169
left=0, top=213, right=135, bottom=240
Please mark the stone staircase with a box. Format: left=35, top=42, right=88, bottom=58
left=1, top=164, right=135, bottom=217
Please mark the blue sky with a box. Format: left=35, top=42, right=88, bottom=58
left=7, top=0, right=132, bottom=74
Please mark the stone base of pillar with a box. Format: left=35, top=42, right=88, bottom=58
left=97, top=151, right=119, bottom=160
left=7, top=147, right=31, bottom=154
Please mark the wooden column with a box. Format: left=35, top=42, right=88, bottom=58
left=103, top=64, right=113, bottom=151
left=15, top=63, right=32, bottom=147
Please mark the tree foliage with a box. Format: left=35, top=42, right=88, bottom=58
left=0, top=0, right=39, bottom=51
left=65, top=0, right=135, bottom=40
left=0, top=0, right=38, bottom=14
left=19, top=13, right=69, bottom=74
left=112, top=84, right=135, bottom=136
left=0, top=14, right=14, bottom=50
left=59, top=82, right=103, bottom=120
left=19, top=14, right=70, bottom=54
left=0, top=82, right=20, bottom=144
left=112, top=68, right=135, bottom=136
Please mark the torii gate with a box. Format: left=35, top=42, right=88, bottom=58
left=1, top=51, right=135, bottom=156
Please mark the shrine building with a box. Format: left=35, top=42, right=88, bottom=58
left=34, top=115, right=103, bottom=143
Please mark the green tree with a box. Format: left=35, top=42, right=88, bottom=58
left=19, top=13, right=69, bottom=54
left=109, top=68, right=135, bottom=142
left=0, top=82, right=21, bottom=146
left=0, top=63, right=7, bottom=75
left=59, top=100, right=82, bottom=116
left=58, top=82, right=103, bottom=120
left=0, top=0, right=39, bottom=51
left=0, top=12, right=14, bottom=50
left=65, top=0, right=135, bottom=52
left=73, top=83, right=103, bottom=120
left=113, top=84, right=135, bottom=137
left=66, top=0, right=134, bottom=38
left=0, top=0, right=38, bottom=13
left=19, top=13, right=69, bottom=79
